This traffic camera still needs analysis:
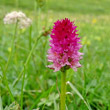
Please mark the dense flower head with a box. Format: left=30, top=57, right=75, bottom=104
left=3, top=11, right=32, bottom=29
left=47, top=18, right=83, bottom=72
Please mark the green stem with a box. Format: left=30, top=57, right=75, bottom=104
left=12, top=35, right=42, bottom=87
left=61, top=71, right=66, bottom=110
left=4, top=23, right=18, bottom=73
left=3, top=23, right=18, bottom=102
left=14, top=25, right=18, bottom=65
left=0, top=96, right=3, bottom=110
left=16, top=0, right=19, bottom=8
left=29, top=25, right=32, bottom=50
left=34, top=0, right=37, bottom=12
left=21, top=66, right=26, bottom=110
left=19, top=34, right=41, bottom=109
left=45, top=0, right=48, bottom=29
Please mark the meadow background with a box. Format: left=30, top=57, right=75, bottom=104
left=0, top=0, right=110, bottom=110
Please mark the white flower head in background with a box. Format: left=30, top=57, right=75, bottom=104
left=19, top=18, right=32, bottom=29
left=3, top=11, right=32, bottom=29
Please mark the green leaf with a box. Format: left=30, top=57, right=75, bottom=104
left=4, top=102, right=20, bottom=110
left=0, top=96, right=3, bottom=110
left=54, top=100, right=59, bottom=110
left=67, top=81, right=92, bottom=110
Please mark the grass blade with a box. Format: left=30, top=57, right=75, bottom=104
left=0, top=96, right=3, bottom=110
left=67, top=81, right=92, bottom=110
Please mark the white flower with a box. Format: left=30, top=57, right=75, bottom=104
left=19, top=18, right=32, bottom=29
left=3, top=11, right=32, bottom=29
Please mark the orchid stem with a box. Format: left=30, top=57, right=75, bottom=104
left=61, top=70, right=66, bottom=110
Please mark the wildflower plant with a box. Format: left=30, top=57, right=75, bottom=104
left=47, top=18, right=83, bottom=110
left=2, top=11, right=32, bottom=103
left=4, top=11, right=32, bottom=29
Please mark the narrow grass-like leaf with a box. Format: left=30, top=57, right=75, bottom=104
left=12, top=34, right=42, bottom=87
left=30, top=84, right=56, bottom=110
left=54, top=100, right=59, bottom=110
left=67, top=81, right=92, bottom=110
left=0, top=96, right=3, bottom=110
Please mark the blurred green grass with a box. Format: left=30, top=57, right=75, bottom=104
left=0, top=0, right=110, bottom=110
left=0, top=0, right=110, bottom=14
